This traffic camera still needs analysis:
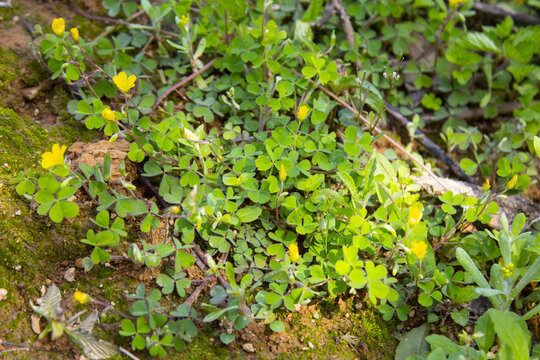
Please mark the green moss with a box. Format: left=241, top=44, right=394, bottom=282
left=0, top=107, right=49, bottom=178
left=278, top=297, right=396, bottom=360
left=0, top=47, right=17, bottom=101
left=22, top=59, right=50, bottom=87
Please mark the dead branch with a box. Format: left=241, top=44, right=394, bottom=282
left=385, top=104, right=476, bottom=184
left=472, top=2, right=540, bottom=26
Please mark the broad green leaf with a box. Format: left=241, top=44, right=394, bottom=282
left=236, top=206, right=262, bottom=223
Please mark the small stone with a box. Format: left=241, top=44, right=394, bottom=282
left=12, top=15, right=18, bottom=23
left=64, top=267, right=76, bottom=282
left=34, top=108, right=39, bottom=116
left=242, top=343, right=255, bottom=353
left=14, top=265, right=21, bottom=271
left=0, top=288, right=7, bottom=301
left=14, top=209, right=21, bottom=216
left=61, top=260, right=69, bottom=266
left=355, top=302, right=363, bottom=310
left=75, top=258, right=83, bottom=268
left=308, top=342, right=314, bottom=349
left=31, top=314, right=41, bottom=334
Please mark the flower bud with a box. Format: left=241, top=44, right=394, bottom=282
left=70, top=28, right=79, bottom=43
left=482, top=179, right=490, bottom=192
left=279, top=164, right=287, bottom=183
left=288, top=243, right=300, bottom=263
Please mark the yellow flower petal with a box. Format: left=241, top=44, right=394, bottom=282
left=408, top=205, right=423, bottom=227
left=507, top=175, right=518, bottom=190
left=289, top=243, right=300, bottom=263
left=113, top=72, right=137, bottom=93
left=410, top=241, right=427, bottom=261
left=52, top=18, right=65, bottom=36
left=297, top=105, right=309, bottom=121
left=70, top=28, right=79, bottom=43
left=41, top=143, right=66, bottom=169
left=73, top=290, right=90, bottom=304
left=101, top=108, right=117, bottom=122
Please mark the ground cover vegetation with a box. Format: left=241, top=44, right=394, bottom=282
left=5, top=0, right=540, bottom=358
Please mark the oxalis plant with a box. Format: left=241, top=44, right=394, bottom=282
left=10, top=0, right=540, bottom=358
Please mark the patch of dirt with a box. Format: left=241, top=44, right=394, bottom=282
left=68, top=139, right=134, bottom=182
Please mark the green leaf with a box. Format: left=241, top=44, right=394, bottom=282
left=450, top=309, right=469, bottom=327
left=349, top=268, right=366, bottom=288
left=533, top=136, right=540, bottom=157
left=460, top=158, right=477, bottom=176
left=269, top=320, right=285, bottom=332
left=119, top=319, right=136, bottom=336
left=236, top=206, right=262, bottom=223
left=461, top=32, right=501, bottom=53
left=456, top=247, right=501, bottom=308
left=394, top=324, right=429, bottom=360
left=426, top=334, right=460, bottom=354
left=49, top=201, right=79, bottom=223
left=301, top=0, right=323, bottom=22
left=220, top=332, right=235, bottom=345
left=488, top=309, right=530, bottom=359
left=309, top=265, right=326, bottom=283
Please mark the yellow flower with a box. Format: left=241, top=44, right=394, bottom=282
left=52, top=18, right=65, bottom=36
left=180, top=15, right=189, bottom=26
left=410, top=241, right=427, bottom=261
left=408, top=205, right=423, bottom=227
left=482, top=179, right=490, bottom=192
left=449, top=0, right=469, bottom=7
left=70, top=28, right=79, bottom=43
left=279, top=164, right=287, bottom=183
left=113, top=72, right=137, bottom=93
left=297, top=105, right=309, bottom=121
left=41, top=143, right=67, bottom=169
left=101, top=108, right=117, bottom=122
left=289, top=243, right=300, bottom=263
left=170, top=206, right=180, bottom=214
left=73, top=291, right=90, bottom=304
left=507, top=175, right=518, bottom=190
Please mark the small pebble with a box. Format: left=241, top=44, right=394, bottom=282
left=14, top=265, right=21, bottom=271
left=308, top=342, right=314, bottom=349
left=0, top=288, right=7, bottom=301
left=75, top=258, right=83, bottom=268
left=242, top=343, right=255, bottom=353
left=64, top=267, right=76, bottom=282
left=31, top=314, right=41, bottom=334
left=12, top=15, right=18, bottom=23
